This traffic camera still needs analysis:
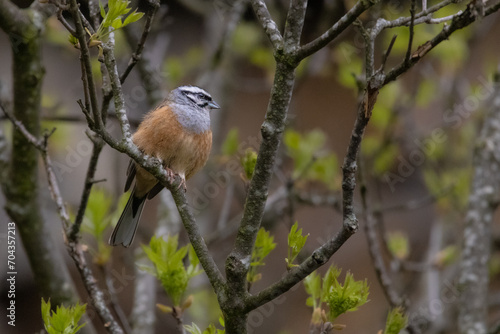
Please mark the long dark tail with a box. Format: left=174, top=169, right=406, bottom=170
left=109, top=188, right=146, bottom=247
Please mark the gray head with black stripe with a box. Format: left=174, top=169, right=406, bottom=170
left=168, top=85, right=220, bottom=134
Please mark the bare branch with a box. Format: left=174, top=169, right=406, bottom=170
left=359, top=165, right=404, bottom=307
left=297, top=0, right=376, bottom=61
left=283, top=0, right=308, bottom=51
left=383, top=1, right=500, bottom=85
left=67, top=0, right=103, bottom=130
left=250, top=0, right=283, bottom=50
left=120, top=0, right=160, bottom=84
left=101, top=35, right=133, bottom=139
left=70, top=137, right=104, bottom=240
left=380, top=34, right=397, bottom=72
left=405, top=0, right=417, bottom=65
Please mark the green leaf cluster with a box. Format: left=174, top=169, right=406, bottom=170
left=81, top=188, right=128, bottom=264
left=141, top=235, right=201, bottom=306
left=247, top=228, right=276, bottom=284
left=41, top=298, right=86, bottom=334
left=185, top=316, right=225, bottom=334
left=284, top=129, right=339, bottom=189
left=91, top=0, right=144, bottom=43
left=383, top=307, right=408, bottom=334
left=304, top=266, right=369, bottom=322
left=324, top=271, right=369, bottom=320
left=286, top=221, right=309, bottom=269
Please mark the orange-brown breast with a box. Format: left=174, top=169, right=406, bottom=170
left=131, top=104, right=212, bottom=196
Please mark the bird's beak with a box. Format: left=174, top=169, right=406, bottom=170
left=208, top=101, right=220, bottom=109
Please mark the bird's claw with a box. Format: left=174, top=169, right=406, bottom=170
left=177, top=178, right=187, bottom=192
left=164, top=167, right=187, bottom=192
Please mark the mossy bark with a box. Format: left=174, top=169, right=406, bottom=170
left=0, top=1, right=79, bottom=308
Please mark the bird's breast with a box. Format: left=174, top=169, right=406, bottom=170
left=133, top=105, right=212, bottom=180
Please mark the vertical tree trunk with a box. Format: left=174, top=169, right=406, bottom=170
left=458, top=76, right=500, bottom=333
left=0, top=1, right=81, bottom=308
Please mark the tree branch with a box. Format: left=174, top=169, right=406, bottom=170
left=67, top=0, right=103, bottom=130
left=250, top=0, right=283, bottom=50
left=2, top=106, right=122, bottom=333
left=296, top=0, right=376, bottom=61
left=383, top=1, right=500, bottom=85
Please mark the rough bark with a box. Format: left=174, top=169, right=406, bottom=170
left=458, top=76, right=500, bottom=334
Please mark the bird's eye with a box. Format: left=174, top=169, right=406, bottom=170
left=198, top=93, right=210, bottom=100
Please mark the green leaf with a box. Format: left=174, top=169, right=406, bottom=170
left=99, top=0, right=106, bottom=18
left=383, top=307, right=408, bottom=334
left=286, top=221, right=309, bottom=268
left=304, top=271, right=321, bottom=309
left=142, top=235, right=200, bottom=306
left=111, top=18, right=123, bottom=30
left=123, top=10, right=144, bottom=27
left=247, top=228, right=276, bottom=284
left=321, top=266, right=341, bottom=304
left=221, top=128, right=239, bottom=156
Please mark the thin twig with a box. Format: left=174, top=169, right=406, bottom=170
left=405, top=0, right=417, bottom=65
left=57, top=9, right=76, bottom=36
left=358, top=161, right=404, bottom=307
left=100, top=264, right=133, bottom=334
left=119, top=0, right=160, bottom=84
left=68, top=0, right=103, bottom=130
left=70, top=137, right=104, bottom=240
left=380, top=34, right=397, bottom=72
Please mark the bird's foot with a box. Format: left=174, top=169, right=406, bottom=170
left=164, top=167, right=187, bottom=192
left=177, top=177, right=187, bottom=192
left=165, top=167, right=176, bottom=182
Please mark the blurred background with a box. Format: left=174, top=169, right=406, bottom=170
left=1, top=0, right=500, bottom=333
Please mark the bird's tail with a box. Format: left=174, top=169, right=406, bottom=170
left=109, top=188, right=146, bottom=247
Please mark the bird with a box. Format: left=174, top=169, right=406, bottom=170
left=109, top=85, right=220, bottom=247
